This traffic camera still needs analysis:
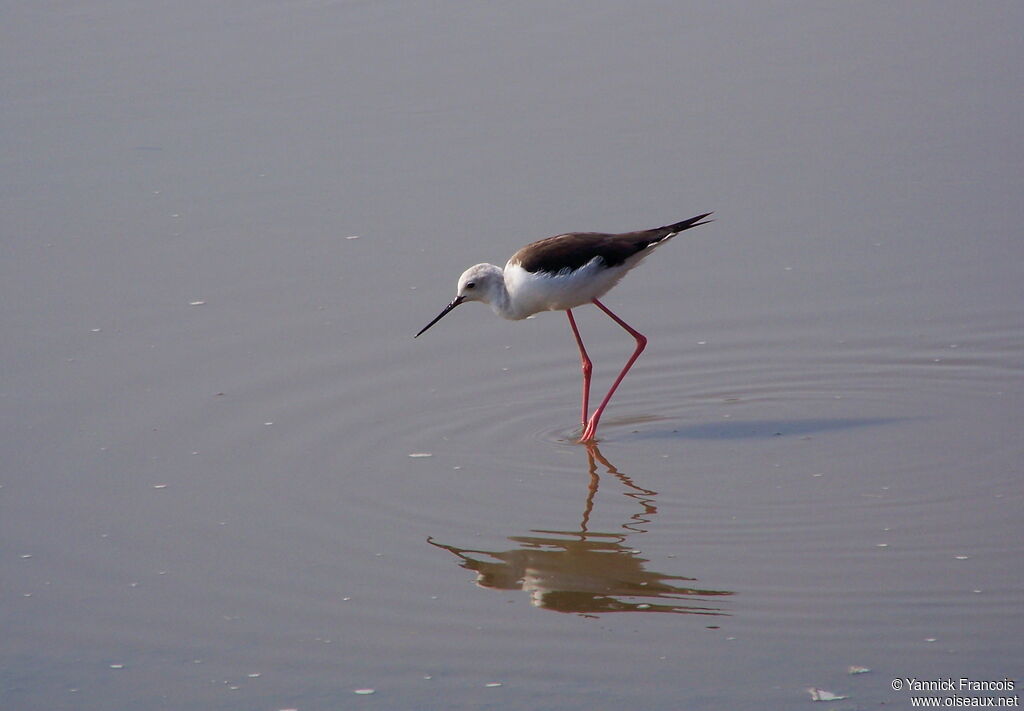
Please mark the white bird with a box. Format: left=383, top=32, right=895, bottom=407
left=415, top=212, right=713, bottom=441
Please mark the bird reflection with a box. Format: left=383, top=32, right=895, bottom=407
left=427, top=444, right=733, bottom=616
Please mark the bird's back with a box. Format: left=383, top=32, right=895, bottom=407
left=509, top=214, right=712, bottom=275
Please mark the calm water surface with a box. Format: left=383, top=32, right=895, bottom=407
left=3, top=2, right=1022, bottom=710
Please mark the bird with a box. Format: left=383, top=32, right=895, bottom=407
left=415, top=212, right=713, bottom=441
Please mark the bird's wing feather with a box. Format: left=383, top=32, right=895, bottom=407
left=510, top=212, right=712, bottom=274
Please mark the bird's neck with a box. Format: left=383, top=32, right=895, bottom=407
left=483, top=265, right=516, bottom=319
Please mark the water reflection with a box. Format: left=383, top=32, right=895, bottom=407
left=428, top=445, right=733, bottom=616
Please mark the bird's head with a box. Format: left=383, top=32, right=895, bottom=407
left=455, top=263, right=504, bottom=304
left=414, top=263, right=504, bottom=338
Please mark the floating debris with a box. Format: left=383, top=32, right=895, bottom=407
left=109, top=663, right=125, bottom=670
left=353, top=688, right=375, bottom=695
left=408, top=452, right=433, bottom=458
left=346, top=235, right=361, bottom=240
left=189, top=300, right=206, bottom=306
left=152, top=484, right=168, bottom=489
left=807, top=687, right=847, bottom=701
left=848, top=665, right=871, bottom=675
left=954, top=555, right=969, bottom=560
left=485, top=682, right=503, bottom=688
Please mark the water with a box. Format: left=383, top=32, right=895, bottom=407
left=3, top=2, right=1022, bottom=709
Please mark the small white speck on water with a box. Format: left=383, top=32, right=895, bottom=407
left=342, top=596, right=351, bottom=601
left=109, top=663, right=125, bottom=670
left=954, top=555, right=969, bottom=560
left=90, top=328, right=102, bottom=333
left=637, top=603, right=651, bottom=609
left=353, top=688, right=375, bottom=695
left=171, top=213, right=180, bottom=218
left=973, top=589, right=983, bottom=593
left=422, top=675, right=433, bottom=680
left=925, top=637, right=937, bottom=643
left=876, top=543, right=889, bottom=548
left=848, top=665, right=871, bottom=674
left=812, top=473, right=823, bottom=477
left=346, top=235, right=360, bottom=240
left=152, top=484, right=168, bottom=489
left=20, top=554, right=32, bottom=559
left=247, top=672, right=261, bottom=678
left=408, top=452, right=432, bottom=458
left=784, top=266, right=793, bottom=271
left=189, top=300, right=206, bottom=306
left=807, top=688, right=847, bottom=702
left=485, top=682, right=503, bottom=688
left=697, top=340, right=707, bottom=345
left=264, top=422, right=274, bottom=426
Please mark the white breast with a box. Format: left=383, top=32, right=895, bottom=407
left=501, top=259, right=632, bottom=319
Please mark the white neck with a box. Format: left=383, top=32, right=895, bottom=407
left=481, top=264, right=515, bottom=319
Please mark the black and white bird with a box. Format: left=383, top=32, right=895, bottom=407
left=415, top=212, right=713, bottom=441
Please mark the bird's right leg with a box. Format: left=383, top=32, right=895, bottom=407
left=566, top=309, right=592, bottom=429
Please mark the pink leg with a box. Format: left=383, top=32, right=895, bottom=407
left=566, top=309, right=592, bottom=428
left=580, top=298, right=647, bottom=442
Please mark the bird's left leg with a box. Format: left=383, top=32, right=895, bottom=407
left=566, top=309, right=592, bottom=429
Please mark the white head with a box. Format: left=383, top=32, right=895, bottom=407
left=414, top=263, right=505, bottom=338
left=455, top=263, right=505, bottom=305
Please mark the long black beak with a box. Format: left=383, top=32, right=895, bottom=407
left=414, top=295, right=466, bottom=338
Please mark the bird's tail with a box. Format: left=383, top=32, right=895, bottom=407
left=663, top=212, right=714, bottom=236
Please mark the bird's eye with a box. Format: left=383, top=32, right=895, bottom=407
left=465, top=282, right=476, bottom=289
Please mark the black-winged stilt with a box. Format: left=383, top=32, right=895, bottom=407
left=415, top=212, right=713, bottom=441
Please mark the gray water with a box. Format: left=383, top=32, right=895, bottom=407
left=3, top=2, right=1022, bottom=710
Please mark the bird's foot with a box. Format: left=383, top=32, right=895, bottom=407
left=579, top=417, right=599, bottom=442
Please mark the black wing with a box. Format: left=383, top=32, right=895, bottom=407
left=511, top=212, right=712, bottom=274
